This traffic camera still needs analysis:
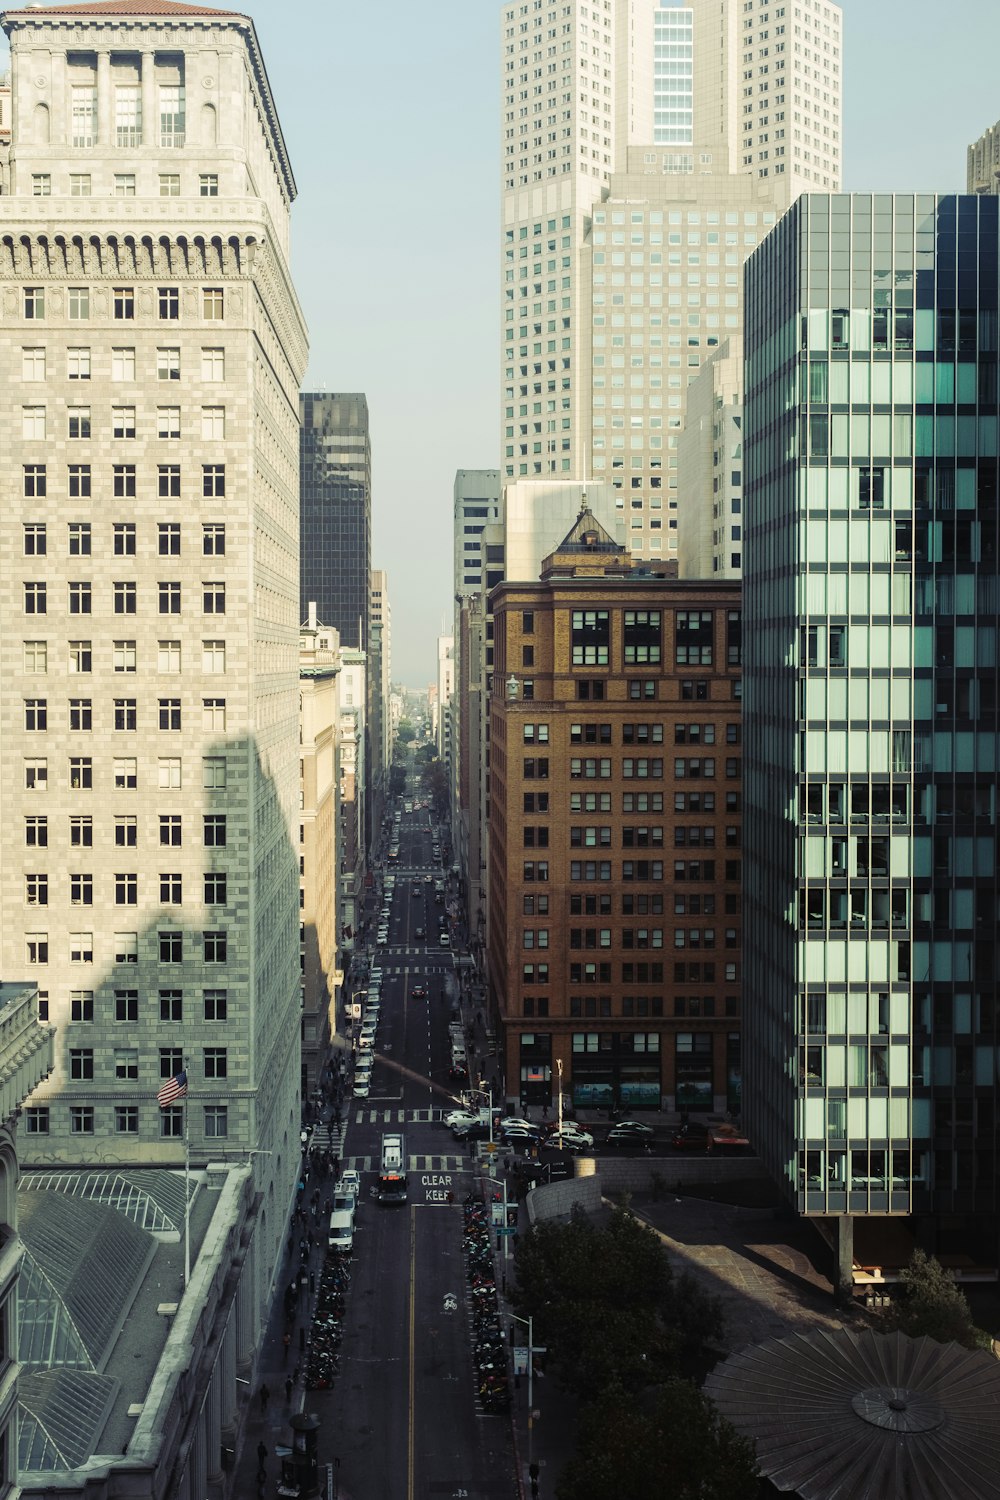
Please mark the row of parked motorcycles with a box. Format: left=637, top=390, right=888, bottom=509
left=304, top=1250, right=351, bottom=1389
left=463, top=1198, right=511, bottom=1413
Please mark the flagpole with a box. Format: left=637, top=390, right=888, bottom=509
left=184, top=1090, right=190, bottom=1288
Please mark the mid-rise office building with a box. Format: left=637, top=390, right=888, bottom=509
left=0, top=0, right=308, bottom=1296
left=336, top=645, right=366, bottom=959
left=299, top=612, right=340, bottom=1100
left=968, top=119, right=1000, bottom=196
left=677, top=336, right=744, bottom=579
left=501, top=0, right=841, bottom=560
left=744, top=192, right=1000, bottom=1280
left=488, top=511, right=742, bottom=1112
left=454, top=470, right=501, bottom=596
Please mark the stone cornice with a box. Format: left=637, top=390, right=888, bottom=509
left=1, top=11, right=297, bottom=204
left=0, top=225, right=259, bottom=276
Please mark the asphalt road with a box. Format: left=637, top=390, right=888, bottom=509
left=320, top=785, right=517, bottom=1500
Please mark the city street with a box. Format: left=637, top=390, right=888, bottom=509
left=298, top=788, right=516, bottom=1498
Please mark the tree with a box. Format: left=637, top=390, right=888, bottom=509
left=881, top=1249, right=989, bottom=1349
left=396, top=720, right=416, bottom=745
left=512, top=1207, right=723, bottom=1396
left=555, top=1380, right=758, bottom=1500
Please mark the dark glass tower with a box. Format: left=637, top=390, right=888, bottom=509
left=299, top=393, right=371, bottom=650
left=744, top=194, right=1000, bottom=1275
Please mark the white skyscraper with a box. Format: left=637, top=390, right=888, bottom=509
left=0, top=0, right=308, bottom=1290
left=501, top=0, right=842, bottom=559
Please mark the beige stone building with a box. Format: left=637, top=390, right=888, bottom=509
left=299, top=612, right=339, bottom=1101
left=676, top=335, right=744, bottom=580
left=0, top=0, right=308, bottom=1312
left=501, top=0, right=842, bottom=561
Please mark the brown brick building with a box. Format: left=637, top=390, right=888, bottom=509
left=486, top=511, right=742, bottom=1115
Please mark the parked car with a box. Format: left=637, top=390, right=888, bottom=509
left=352, top=1074, right=370, bottom=1098
left=439, top=933, right=451, bottom=948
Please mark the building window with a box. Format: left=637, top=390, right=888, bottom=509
left=204, top=1105, right=228, bottom=1138
left=159, top=989, right=183, bottom=1021
left=571, top=609, right=610, bottom=666
left=203, top=1047, right=227, bottom=1079
left=203, top=930, right=227, bottom=962
left=201, top=347, right=225, bottom=381
left=159, top=580, right=182, bottom=614
left=24, top=698, right=47, bottom=731
left=115, top=1049, right=138, bottom=1080
left=67, top=694, right=90, bottom=728
left=161, top=1107, right=183, bottom=1138
left=159, top=522, right=181, bottom=556
left=202, top=699, right=226, bottom=732
left=26, top=932, right=49, bottom=964
left=68, top=405, right=91, bottom=438
left=24, top=760, right=47, bottom=792
left=114, top=815, right=136, bottom=847
left=68, top=286, right=90, bottom=320
left=159, top=83, right=185, bottom=147
left=70, top=757, right=93, bottom=790
left=203, top=581, right=225, bottom=614
left=204, top=872, right=227, bottom=905
left=70, top=873, right=94, bottom=906
left=115, top=85, right=141, bottom=147
left=158, top=758, right=182, bottom=791
left=202, top=640, right=226, bottom=674
left=22, top=405, right=46, bottom=440
left=115, top=988, right=139, bottom=1021
left=111, top=347, right=135, bottom=381
left=23, top=463, right=46, bottom=497
left=158, top=286, right=180, bottom=320
left=115, top=1106, right=139, bottom=1134
left=203, top=816, right=226, bottom=852
left=159, top=812, right=182, bottom=843
left=159, top=173, right=180, bottom=197
left=113, top=697, right=136, bottom=731
left=158, top=464, right=181, bottom=498
left=24, top=582, right=47, bottom=615
left=201, top=405, right=225, bottom=440
left=157, top=347, right=181, bottom=381
left=159, top=931, right=183, bottom=963
left=25, top=1108, right=49, bottom=1134
left=114, top=173, right=136, bottom=196
left=158, top=640, right=181, bottom=673
left=203, top=464, right=225, bottom=497
left=113, top=463, right=136, bottom=496
left=203, top=288, right=224, bottom=320
left=115, top=872, right=138, bottom=905
left=25, top=872, right=48, bottom=906
left=204, top=988, right=228, bottom=1020
left=675, top=610, right=712, bottom=665
left=112, top=757, right=137, bottom=788
left=70, top=1048, right=94, bottom=1080
left=113, top=580, right=136, bottom=614
left=71, top=1107, right=95, bottom=1135
left=113, top=287, right=135, bottom=320
left=157, top=406, right=181, bottom=439
left=71, top=85, right=97, bottom=146
left=203, top=757, right=227, bottom=789
left=70, top=172, right=92, bottom=196
left=114, top=522, right=136, bottom=555
left=199, top=173, right=219, bottom=196
left=160, top=873, right=182, bottom=904
left=159, top=698, right=181, bottom=730
left=203, top=523, right=226, bottom=555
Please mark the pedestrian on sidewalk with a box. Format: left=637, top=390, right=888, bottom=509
left=285, top=1375, right=294, bottom=1404
left=282, top=1331, right=291, bottom=1365
left=256, top=1440, right=268, bottom=1476
left=258, top=1383, right=270, bottom=1414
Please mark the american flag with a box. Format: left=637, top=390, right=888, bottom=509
left=157, top=1069, right=188, bottom=1109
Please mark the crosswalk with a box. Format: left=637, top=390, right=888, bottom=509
left=364, top=961, right=453, bottom=973
left=354, top=1107, right=447, bottom=1124
left=341, top=1154, right=471, bottom=1174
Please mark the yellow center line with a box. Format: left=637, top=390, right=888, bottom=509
left=408, top=1204, right=417, bottom=1500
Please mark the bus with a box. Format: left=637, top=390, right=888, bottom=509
left=377, top=1132, right=408, bottom=1204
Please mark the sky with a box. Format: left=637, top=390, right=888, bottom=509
left=3, top=2, right=999, bottom=686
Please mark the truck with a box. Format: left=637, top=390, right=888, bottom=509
left=377, top=1131, right=407, bottom=1204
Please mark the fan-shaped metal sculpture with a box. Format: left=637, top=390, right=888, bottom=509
left=705, top=1327, right=1000, bottom=1499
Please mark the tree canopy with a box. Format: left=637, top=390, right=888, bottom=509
left=556, top=1380, right=759, bottom=1500
left=881, top=1248, right=990, bottom=1350
left=512, top=1206, right=723, bottom=1395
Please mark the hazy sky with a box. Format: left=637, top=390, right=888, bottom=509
left=4, top=2, right=999, bottom=685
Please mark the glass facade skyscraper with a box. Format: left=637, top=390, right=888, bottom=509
left=744, top=193, right=1000, bottom=1270
left=299, top=392, right=371, bottom=651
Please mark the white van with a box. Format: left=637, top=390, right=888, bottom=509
left=327, top=1208, right=354, bottom=1252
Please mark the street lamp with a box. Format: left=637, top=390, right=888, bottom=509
left=508, top=1311, right=546, bottom=1478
